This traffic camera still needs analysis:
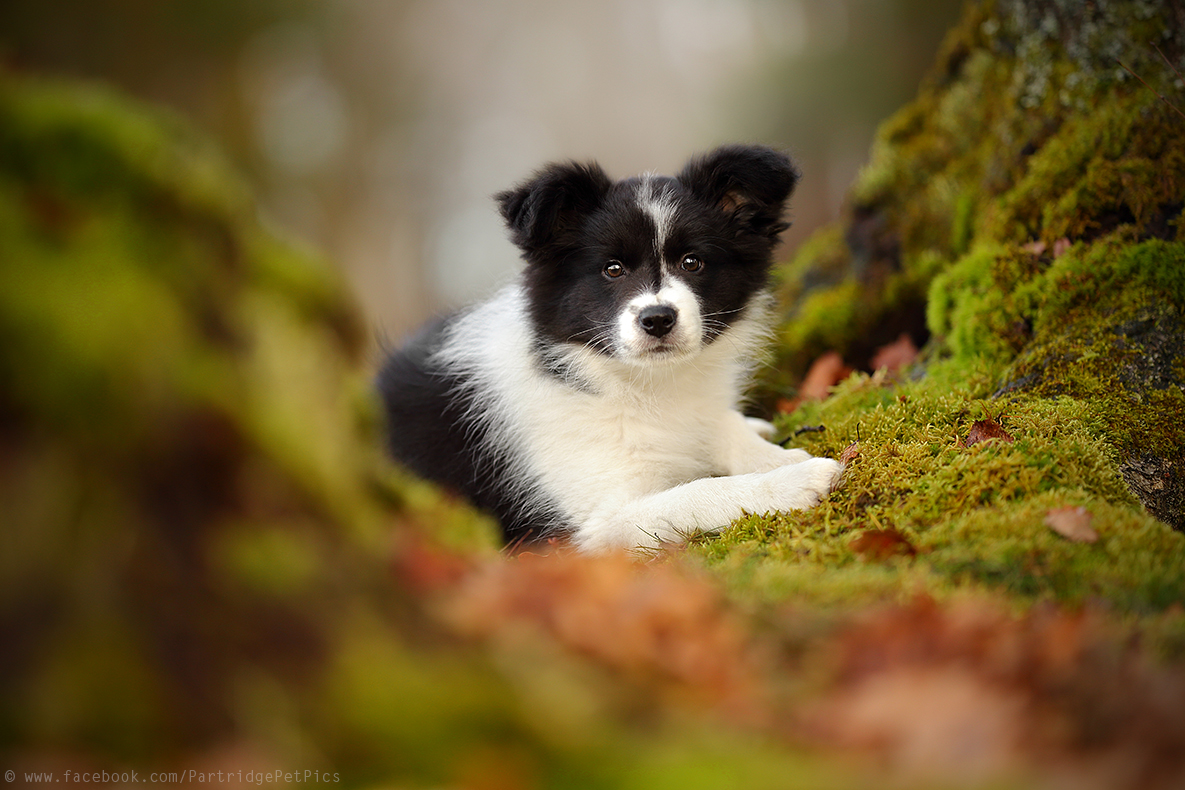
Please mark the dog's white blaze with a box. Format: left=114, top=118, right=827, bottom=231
left=636, top=174, right=677, bottom=260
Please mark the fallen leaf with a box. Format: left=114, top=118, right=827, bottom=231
left=803, top=665, right=1026, bottom=779
left=1044, top=506, right=1098, bottom=543
left=838, top=441, right=861, bottom=465
left=1022, top=240, right=1047, bottom=255
left=870, top=332, right=919, bottom=374
left=799, top=352, right=852, bottom=400
left=778, top=352, right=853, bottom=414
left=775, top=397, right=798, bottom=414
left=1052, top=237, right=1072, bottom=258
left=850, top=528, right=916, bottom=560
left=965, top=416, right=1014, bottom=447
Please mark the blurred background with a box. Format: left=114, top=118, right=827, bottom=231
left=0, top=0, right=964, bottom=344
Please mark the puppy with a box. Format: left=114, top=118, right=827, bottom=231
left=378, top=144, right=841, bottom=552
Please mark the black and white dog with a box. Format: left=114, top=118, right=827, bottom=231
left=378, top=144, right=841, bottom=552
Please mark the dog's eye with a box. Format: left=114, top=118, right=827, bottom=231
left=604, top=260, right=626, bottom=279
left=680, top=254, right=704, bottom=272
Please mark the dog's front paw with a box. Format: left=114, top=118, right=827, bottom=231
left=800, top=456, right=843, bottom=502
left=761, top=456, right=842, bottom=511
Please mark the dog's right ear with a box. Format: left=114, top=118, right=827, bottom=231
left=496, top=161, right=612, bottom=255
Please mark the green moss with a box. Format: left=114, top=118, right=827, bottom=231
left=0, top=73, right=506, bottom=777
left=772, top=223, right=850, bottom=304
left=776, top=280, right=862, bottom=369
left=773, top=0, right=1185, bottom=388
left=696, top=365, right=1183, bottom=613
left=928, top=495, right=1184, bottom=612
left=926, top=244, right=1016, bottom=365
left=987, top=93, right=1185, bottom=244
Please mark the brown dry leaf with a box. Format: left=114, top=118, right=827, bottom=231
left=964, top=416, right=1014, bottom=447
left=775, top=397, right=798, bottom=414
left=780, top=352, right=853, bottom=413
left=838, top=441, right=861, bottom=465
left=801, top=351, right=852, bottom=399
left=803, top=666, right=1027, bottom=779
left=1053, top=237, right=1072, bottom=258
left=797, top=596, right=1054, bottom=780
left=870, top=332, right=919, bottom=374
left=1044, top=506, right=1098, bottom=543
left=850, top=528, right=916, bottom=560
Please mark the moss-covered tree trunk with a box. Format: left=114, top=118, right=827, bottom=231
left=763, top=0, right=1185, bottom=534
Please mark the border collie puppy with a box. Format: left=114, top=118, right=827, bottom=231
left=378, top=144, right=841, bottom=552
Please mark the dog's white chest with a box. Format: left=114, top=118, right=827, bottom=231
left=516, top=373, right=729, bottom=519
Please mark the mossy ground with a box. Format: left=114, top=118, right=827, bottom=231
left=695, top=365, right=1184, bottom=623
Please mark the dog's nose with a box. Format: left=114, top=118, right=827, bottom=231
left=638, top=305, right=677, bottom=337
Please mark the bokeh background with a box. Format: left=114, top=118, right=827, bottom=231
left=0, top=0, right=964, bottom=341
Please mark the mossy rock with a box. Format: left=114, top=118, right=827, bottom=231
left=714, top=0, right=1185, bottom=617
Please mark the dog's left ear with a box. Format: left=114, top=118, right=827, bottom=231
left=677, top=144, right=799, bottom=240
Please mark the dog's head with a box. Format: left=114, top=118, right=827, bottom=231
left=496, top=144, right=798, bottom=364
